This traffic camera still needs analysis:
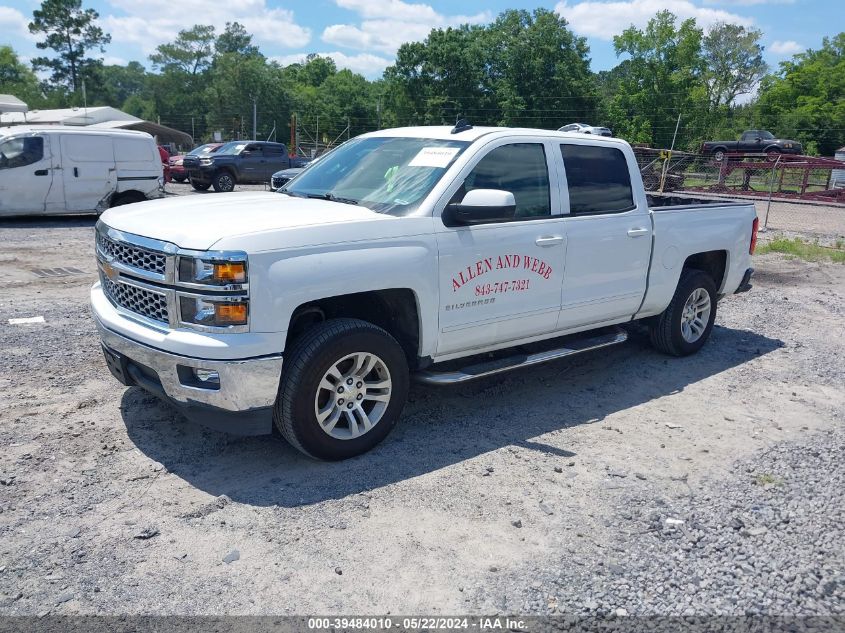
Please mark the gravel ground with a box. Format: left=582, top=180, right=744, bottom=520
left=0, top=211, right=843, bottom=618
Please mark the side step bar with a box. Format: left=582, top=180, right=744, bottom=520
left=414, top=327, right=628, bottom=385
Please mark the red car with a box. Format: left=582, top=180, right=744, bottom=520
left=169, top=143, right=223, bottom=183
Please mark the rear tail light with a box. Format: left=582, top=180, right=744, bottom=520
left=750, top=217, right=759, bottom=254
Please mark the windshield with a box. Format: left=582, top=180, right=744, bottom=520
left=188, top=143, right=220, bottom=156
left=215, top=142, right=250, bottom=156
left=282, top=136, right=469, bottom=215
left=760, top=131, right=774, bottom=140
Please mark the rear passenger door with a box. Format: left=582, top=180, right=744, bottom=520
left=434, top=139, right=567, bottom=356
left=262, top=144, right=288, bottom=180
left=557, top=142, right=652, bottom=329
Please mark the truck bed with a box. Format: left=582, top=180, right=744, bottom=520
left=647, top=193, right=749, bottom=210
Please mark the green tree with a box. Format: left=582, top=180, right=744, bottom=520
left=150, top=25, right=216, bottom=75
left=28, top=0, right=111, bottom=93
left=702, top=23, right=766, bottom=109
left=611, top=10, right=705, bottom=148
left=0, top=45, right=44, bottom=106
left=755, top=33, right=845, bottom=155
left=384, top=9, right=595, bottom=129
left=216, top=22, right=260, bottom=57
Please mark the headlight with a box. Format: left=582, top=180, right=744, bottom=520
left=199, top=158, right=213, bottom=166
left=179, top=296, right=248, bottom=328
left=178, top=256, right=247, bottom=286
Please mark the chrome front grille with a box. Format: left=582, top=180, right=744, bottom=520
left=101, top=274, right=169, bottom=324
left=96, top=232, right=166, bottom=276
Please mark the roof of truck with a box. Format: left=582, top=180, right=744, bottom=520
left=362, top=125, right=623, bottom=144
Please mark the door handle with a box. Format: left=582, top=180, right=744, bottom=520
left=627, top=228, right=649, bottom=237
left=34, top=169, right=49, bottom=176
left=535, top=235, right=564, bottom=247
left=73, top=167, right=79, bottom=177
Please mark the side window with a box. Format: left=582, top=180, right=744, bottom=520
left=560, top=144, right=634, bottom=215
left=263, top=145, right=285, bottom=157
left=0, top=137, right=44, bottom=169
left=461, top=143, right=550, bottom=219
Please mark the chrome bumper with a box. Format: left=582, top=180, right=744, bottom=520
left=95, top=318, right=283, bottom=434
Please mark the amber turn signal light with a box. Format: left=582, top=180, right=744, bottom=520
left=213, top=262, right=247, bottom=283
left=214, top=302, right=248, bottom=325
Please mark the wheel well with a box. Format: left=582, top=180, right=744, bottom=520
left=110, top=190, right=146, bottom=206
left=286, top=289, right=421, bottom=367
left=711, top=145, right=727, bottom=154
left=683, top=250, right=727, bottom=291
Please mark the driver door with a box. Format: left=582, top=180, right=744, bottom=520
left=434, top=140, right=567, bottom=357
left=0, top=135, right=54, bottom=215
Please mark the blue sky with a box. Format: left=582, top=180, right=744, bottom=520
left=0, top=0, right=837, bottom=79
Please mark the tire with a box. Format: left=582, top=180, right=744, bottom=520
left=173, top=175, right=187, bottom=183
left=274, top=318, right=410, bottom=460
left=110, top=191, right=146, bottom=207
left=765, top=147, right=781, bottom=161
left=190, top=179, right=211, bottom=191
left=649, top=268, right=718, bottom=357
left=212, top=170, right=236, bottom=192
left=712, top=148, right=727, bottom=162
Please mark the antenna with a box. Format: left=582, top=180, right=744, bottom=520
left=451, top=119, right=472, bottom=134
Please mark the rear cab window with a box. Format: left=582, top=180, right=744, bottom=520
left=560, top=144, right=634, bottom=215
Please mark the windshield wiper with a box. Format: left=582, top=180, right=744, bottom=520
left=278, top=188, right=307, bottom=197
left=306, top=192, right=358, bottom=205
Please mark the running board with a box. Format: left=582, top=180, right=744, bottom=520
left=414, top=327, right=628, bottom=385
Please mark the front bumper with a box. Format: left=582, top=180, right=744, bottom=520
left=95, top=318, right=283, bottom=435
left=186, top=166, right=215, bottom=183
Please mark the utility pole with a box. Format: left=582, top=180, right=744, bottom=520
left=252, top=96, right=257, bottom=140
left=191, top=116, right=195, bottom=141
left=315, top=115, right=319, bottom=156
left=347, top=116, right=350, bottom=141
left=376, top=96, right=381, bottom=129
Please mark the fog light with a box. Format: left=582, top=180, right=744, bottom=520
left=194, top=368, right=220, bottom=384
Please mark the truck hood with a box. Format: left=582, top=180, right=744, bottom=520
left=99, top=191, right=389, bottom=250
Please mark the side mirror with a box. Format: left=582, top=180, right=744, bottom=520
left=445, top=189, right=516, bottom=225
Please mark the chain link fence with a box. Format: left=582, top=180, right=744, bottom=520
left=635, top=148, right=845, bottom=237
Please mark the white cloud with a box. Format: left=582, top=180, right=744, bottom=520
left=702, top=0, right=793, bottom=5
left=323, top=0, right=491, bottom=55
left=272, top=51, right=393, bottom=77
left=555, top=0, right=754, bottom=40
left=101, top=0, right=311, bottom=56
left=769, top=40, right=803, bottom=55
left=0, top=7, right=38, bottom=44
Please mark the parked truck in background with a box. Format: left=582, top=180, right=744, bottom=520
left=184, top=140, right=310, bottom=192
left=701, top=130, right=803, bottom=162
left=92, top=124, right=757, bottom=460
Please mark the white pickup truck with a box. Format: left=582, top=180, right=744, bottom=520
left=92, top=123, right=757, bottom=460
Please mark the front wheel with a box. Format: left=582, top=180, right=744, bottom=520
left=274, top=318, right=410, bottom=460
left=212, top=171, right=235, bottom=192
left=649, top=269, right=717, bottom=356
left=190, top=179, right=211, bottom=191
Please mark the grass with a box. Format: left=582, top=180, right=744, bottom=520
left=757, top=238, right=845, bottom=263
left=754, top=473, right=783, bottom=487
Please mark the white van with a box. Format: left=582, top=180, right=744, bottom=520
left=0, top=125, right=164, bottom=216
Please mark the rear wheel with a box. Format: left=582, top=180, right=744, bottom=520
left=274, top=318, right=409, bottom=460
left=190, top=179, right=211, bottom=191
left=649, top=269, right=717, bottom=356
left=212, top=171, right=235, bottom=192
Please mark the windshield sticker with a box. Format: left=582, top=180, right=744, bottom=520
left=408, top=146, right=460, bottom=168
